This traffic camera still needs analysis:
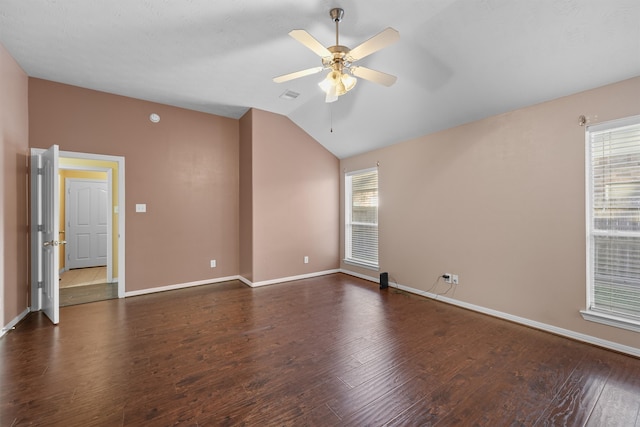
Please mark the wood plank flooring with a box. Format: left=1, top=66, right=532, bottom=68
left=59, top=266, right=107, bottom=288
left=1, top=273, right=639, bottom=426
left=59, top=267, right=116, bottom=306
left=59, top=282, right=118, bottom=307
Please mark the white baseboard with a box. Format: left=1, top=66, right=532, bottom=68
left=125, top=275, right=240, bottom=297
left=339, top=269, right=640, bottom=358
left=339, top=269, right=379, bottom=283
left=238, top=276, right=252, bottom=287
left=125, top=269, right=340, bottom=297
left=1, top=308, right=30, bottom=338
left=241, top=269, right=341, bottom=288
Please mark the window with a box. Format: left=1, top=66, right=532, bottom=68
left=583, top=116, right=640, bottom=332
left=345, top=168, right=378, bottom=269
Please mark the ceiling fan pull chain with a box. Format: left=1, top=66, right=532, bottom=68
left=330, top=104, right=333, bottom=133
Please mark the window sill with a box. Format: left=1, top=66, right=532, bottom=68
left=343, top=259, right=379, bottom=271
left=580, top=310, right=640, bottom=333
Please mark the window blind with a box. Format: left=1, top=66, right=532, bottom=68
left=589, top=120, right=640, bottom=321
left=346, top=169, right=378, bottom=268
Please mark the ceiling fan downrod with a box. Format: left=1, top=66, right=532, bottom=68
left=330, top=8, right=344, bottom=47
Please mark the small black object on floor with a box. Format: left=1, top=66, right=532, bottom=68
left=380, top=272, right=389, bottom=289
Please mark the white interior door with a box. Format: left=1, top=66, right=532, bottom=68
left=66, top=179, right=108, bottom=269
left=41, top=145, right=61, bottom=324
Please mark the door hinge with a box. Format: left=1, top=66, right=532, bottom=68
left=37, top=167, right=44, bottom=175
left=37, top=281, right=43, bottom=289
left=37, top=224, right=44, bottom=232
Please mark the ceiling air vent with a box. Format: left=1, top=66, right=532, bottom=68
left=279, top=90, right=300, bottom=100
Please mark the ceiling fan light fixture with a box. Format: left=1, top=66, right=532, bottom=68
left=319, top=72, right=339, bottom=102
left=318, top=69, right=357, bottom=102
left=325, top=85, right=338, bottom=103
left=318, top=70, right=340, bottom=92
left=334, top=79, right=347, bottom=96
left=341, top=72, right=357, bottom=92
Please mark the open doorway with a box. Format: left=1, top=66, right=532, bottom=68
left=59, top=172, right=112, bottom=306
left=30, top=147, right=125, bottom=322
left=58, top=156, right=122, bottom=306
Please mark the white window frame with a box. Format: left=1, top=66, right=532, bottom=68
left=344, top=167, right=379, bottom=270
left=581, top=115, right=640, bottom=333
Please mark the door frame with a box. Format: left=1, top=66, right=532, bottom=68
left=30, top=149, right=125, bottom=310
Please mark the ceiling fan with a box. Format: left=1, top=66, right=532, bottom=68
left=273, top=8, right=399, bottom=103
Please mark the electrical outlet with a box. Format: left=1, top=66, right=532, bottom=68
left=444, top=273, right=452, bottom=284
left=304, top=256, right=309, bottom=264
left=452, top=274, right=459, bottom=285
left=210, top=260, right=216, bottom=268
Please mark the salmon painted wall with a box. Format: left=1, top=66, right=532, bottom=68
left=250, top=109, right=339, bottom=283
left=0, top=43, right=29, bottom=329
left=28, top=79, right=239, bottom=292
left=340, top=76, right=640, bottom=351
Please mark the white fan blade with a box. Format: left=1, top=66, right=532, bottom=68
left=351, top=66, right=397, bottom=87
left=273, top=66, right=324, bottom=83
left=289, top=29, right=332, bottom=58
left=349, top=27, right=399, bottom=61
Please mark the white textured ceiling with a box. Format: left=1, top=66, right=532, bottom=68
left=1, top=0, right=639, bottom=158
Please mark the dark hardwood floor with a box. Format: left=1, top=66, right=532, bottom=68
left=59, top=266, right=116, bottom=306
left=1, top=273, right=639, bottom=426
left=59, top=282, right=118, bottom=307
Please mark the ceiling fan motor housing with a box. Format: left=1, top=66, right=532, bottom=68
left=323, top=45, right=353, bottom=72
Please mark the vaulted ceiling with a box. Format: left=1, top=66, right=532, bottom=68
left=1, top=0, right=639, bottom=158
